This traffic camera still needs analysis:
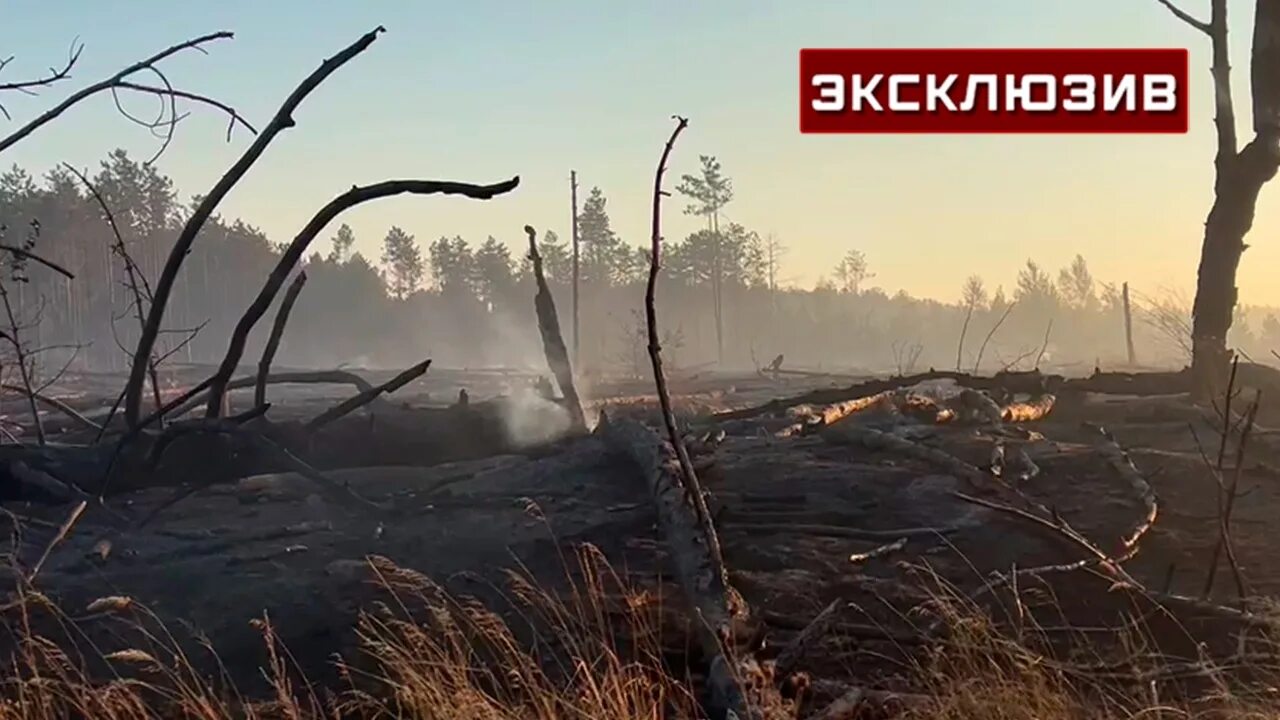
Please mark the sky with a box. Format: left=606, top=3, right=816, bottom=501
left=0, top=0, right=1276, bottom=306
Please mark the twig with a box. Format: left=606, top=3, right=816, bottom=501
left=956, top=300, right=974, bottom=372
left=524, top=225, right=585, bottom=433
left=0, top=245, right=72, bottom=279
left=254, top=271, right=307, bottom=407
left=61, top=162, right=165, bottom=419
left=303, top=359, right=431, bottom=432
left=202, top=175, right=517, bottom=417
left=26, top=499, right=86, bottom=582
left=0, top=31, right=247, bottom=155
left=953, top=491, right=1141, bottom=588
left=774, top=598, right=844, bottom=680
left=0, top=383, right=100, bottom=433
left=124, top=26, right=387, bottom=428
left=0, top=39, right=82, bottom=95
left=1033, top=317, right=1054, bottom=370
left=1202, top=387, right=1259, bottom=604
left=0, top=283, right=43, bottom=445
left=973, top=301, right=1016, bottom=375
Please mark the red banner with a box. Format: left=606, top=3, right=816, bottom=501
left=799, top=48, right=1189, bottom=134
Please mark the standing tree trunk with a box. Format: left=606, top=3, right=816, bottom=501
left=1123, top=281, right=1136, bottom=366
left=712, top=210, right=724, bottom=365
left=1160, top=0, right=1280, bottom=399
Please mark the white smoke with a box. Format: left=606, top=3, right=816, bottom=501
left=496, top=387, right=574, bottom=448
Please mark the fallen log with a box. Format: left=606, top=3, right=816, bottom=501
left=715, top=367, right=1205, bottom=423
left=1093, top=426, right=1158, bottom=557
left=158, top=370, right=393, bottom=421
left=1001, top=393, right=1056, bottom=423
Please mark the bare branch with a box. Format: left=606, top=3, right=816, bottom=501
left=973, top=300, right=1016, bottom=375
left=254, top=271, right=307, bottom=407
left=0, top=244, right=72, bottom=279
left=114, top=80, right=258, bottom=136
left=0, top=383, right=101, bottom=433
left=124, top=26, right=387, bottom=428
left=201, top=174, right=519, bottom=417
left=61, top=163, right=164, bottom=418
left=0, top=38, right=84, bottom=106
left=303, top=359, right=431, bottom=432
left=0, top=31, right=239, bottom=155
left=1153, top=0, right=1212, bottom=34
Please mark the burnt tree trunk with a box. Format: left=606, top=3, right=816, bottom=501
left=1175, top=0, right=1280, bottom=399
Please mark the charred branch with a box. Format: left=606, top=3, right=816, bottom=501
left=0, top=32, right=250, bottom=155
left=62, top=162, right=165, bottom=419
left=124, top=26, right=387, bottom=429
left=202, top=176, right=517, bottom=418
left=524, top=225, right=586, bottom=433
left=303, top=359, right=431, bottom=433
left=255, top=271, right=307, bottom=407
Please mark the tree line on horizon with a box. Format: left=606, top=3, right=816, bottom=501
left=2, top=148, right=1278, bottom=385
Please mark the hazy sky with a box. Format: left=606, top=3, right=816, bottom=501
left=2, top=1, right=1277, bottom=306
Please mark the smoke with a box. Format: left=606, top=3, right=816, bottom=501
left=496, top=387, right=574, bottom=448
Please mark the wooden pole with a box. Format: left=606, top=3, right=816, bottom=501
left=1122, top=281, right=1136, bottom=366
left=570, top=170, right=581, bottom=369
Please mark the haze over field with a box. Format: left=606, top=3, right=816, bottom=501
left=2, top=0, right=1274, bottom=302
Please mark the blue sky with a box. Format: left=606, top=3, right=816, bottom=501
left=2, top=1, right=1272, bottom=304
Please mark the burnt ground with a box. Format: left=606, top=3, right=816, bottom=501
left=2, top=368, right=1278, bottom=703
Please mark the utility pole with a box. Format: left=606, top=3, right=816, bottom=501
left=1122, top=281, right=1136, bottom=366
left=570, top=170, right=581, bottom=367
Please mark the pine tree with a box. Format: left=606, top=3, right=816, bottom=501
left=381, top=226, right=423, bottom=300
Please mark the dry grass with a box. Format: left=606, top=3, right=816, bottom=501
left=0, top=549, right=1279, bottom=719
left=0, top=545, right=697, bottom=720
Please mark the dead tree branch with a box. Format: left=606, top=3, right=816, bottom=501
left=303, top=359, right=431, bottom=432
left=255, top=271, right=307, bottom=407
left=774, top=599, right=844, bottom=680
left=973, top=301, right=1016, bottom=375
left=25, top=499, right=86, bottom=583
left=124, top=26, right=387, bottom=428
left=0, top=32, right=251, bottom=155
left=0, top=245, right=72, bottom=280
left=202, top=175, right=517, bottom=418
left=1154, top=0, right=1212, bottom=34
left=62, top=162, right=164, bottom=418
left=956, top=300, right=974, bottom=372
left=160, top=370, right=385, bottom=421
left=0, top=39, right=83, bottom=99
left=0, top=284, right=43, bottom=445
left=0, top=383, right=100, bottom=433
left=636, top=115, right=783, bottom=720
left=524, top=224, right=585, bottom=433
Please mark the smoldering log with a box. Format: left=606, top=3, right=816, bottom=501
left=1001, top=393, right=1056, bottom=423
